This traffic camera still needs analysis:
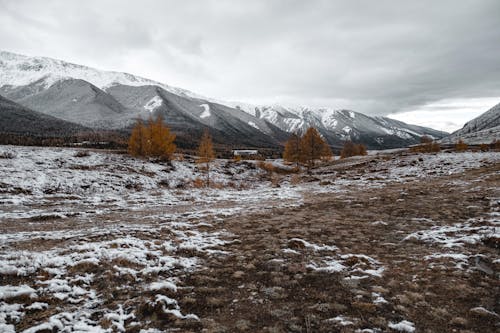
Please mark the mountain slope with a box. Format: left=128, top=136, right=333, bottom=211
left=107, top=84, right=289, bottom=148
left=441, top=102, right=500, bottom=144
left=0, top=94, right=86, bottom=137
left=2, top=78, right=133, bottom=128
left=233, top=105, right=447, bottom=149
left=0, top=50, right=448, bottom=149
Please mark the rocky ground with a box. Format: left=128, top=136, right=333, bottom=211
left=0, top=146, right=499, bottom=332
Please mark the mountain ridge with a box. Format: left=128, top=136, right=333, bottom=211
left=0, top=50, right=448, bottom=149
left=441, top=102, right=500, bottom=144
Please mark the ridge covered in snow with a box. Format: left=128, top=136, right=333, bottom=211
left=0, top=50, right=203, bottom=99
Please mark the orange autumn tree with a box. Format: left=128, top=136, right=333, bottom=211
left=283, top=133, right=301, bottom=167
left=455, top=139, right=468, bottom=152
left=128, top=118, right=146, bottom=156
left=299, top=127, right=332, bottom=168
left=340, top=140, right=368, bottom=158
left=128, top=115, right=176, bottom=161
left=197, top=129, right=216, bottom=187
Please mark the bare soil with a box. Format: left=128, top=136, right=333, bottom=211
left=1, top=154, right=499, bottom=332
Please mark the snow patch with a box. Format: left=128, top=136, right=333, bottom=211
left=199, top=104, right=211, bottom=118
left=388, top=320, right=415, bottom=332
left=144, top=95, right=163, bottom=112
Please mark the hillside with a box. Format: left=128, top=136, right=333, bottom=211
left=0, top=50, right=448, bottom=149
left=442, top=102, right=500, bottom=144
left=0, top=94, right=86, bottom=137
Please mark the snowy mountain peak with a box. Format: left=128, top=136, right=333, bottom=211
left=0, top=50, right=203, bottom=99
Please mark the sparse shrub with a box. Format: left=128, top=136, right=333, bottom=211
left=410, top=140, right=441, bottom=153
left=257, top=161, right=276, bottom=173
left=271, top=174, right=282, bottom=187
left=480, top=143, right=489, bottom=152
left=74, top=150, right=90, bottom=158
left=492, top=139, right=500, bottom=150
left=420, top=135, right=433, bottom=144
left=430, top=142, right=441, bottom=152
left=340, top=141, right=368, bottom=158
left=0, top=151, right=15, bottom=159
left=290, top=174, right=301, bottom=185
left=455, top=139, right=468, bottom=152
left=192, top=177, right=205, bottom=188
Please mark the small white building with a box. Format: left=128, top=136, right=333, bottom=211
left=233, top=149, right=259, bottom=157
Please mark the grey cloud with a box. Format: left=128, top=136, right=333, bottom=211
left=0, top=0, right=499, bottom=116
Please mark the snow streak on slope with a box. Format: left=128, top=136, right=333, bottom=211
left=144, top=96, right=163, bottom=113
left=199, top=104, right=211, bottom=118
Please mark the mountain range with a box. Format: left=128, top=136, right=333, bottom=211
left=0, top=50, right=449, bottom=149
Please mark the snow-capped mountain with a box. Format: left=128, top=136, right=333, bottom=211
left=232, top=104, right=447, bottom=148
left=441, top=102, right=500, bottom=144
left=0, top=50, right=202, bottom=99
left=0, top=50, right=447, bottom=149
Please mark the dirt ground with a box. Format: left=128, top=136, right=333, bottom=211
left=1, top=151, right=499, bottom=333
left=173, top=164, right=499, bottom=333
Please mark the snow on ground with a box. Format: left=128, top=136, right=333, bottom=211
left=0, top=145, right=499, bottom=331
left=0, top=145, right=303, bottom=221
left=405, top=194, right=499, bottom=273
left=0, top=145, right=305, bottom=331
left=283, top=238, right=385, bottom=279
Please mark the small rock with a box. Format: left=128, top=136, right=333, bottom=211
left=330, top=302, right=348, bottom=312
left=450, top=317, right=468, bottom=327
left=235, top=319, right=252, bottom=331
left=232, top=271, right=245, bottom=279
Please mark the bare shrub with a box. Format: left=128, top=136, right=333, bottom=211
left=192, top=177, right=205, bottom=188
left=74, top=150, right=90, bottom=158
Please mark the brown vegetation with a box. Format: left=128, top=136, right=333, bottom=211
left=196, top=130, right=216, bottom=187
left=340, top=140, right=368, bottom=158
left=455, top=139, right=468, bottom=152
left=128, top=116, right=176, bottom=161
left=410, top=136, right=441, bottom=153
left=283, top=128, right=332, bottom=168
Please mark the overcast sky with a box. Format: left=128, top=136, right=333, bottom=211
left=1, top=0, right=499, bottom=132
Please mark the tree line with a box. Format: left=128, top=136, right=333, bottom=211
left=128, top=119, right=372, bottom=178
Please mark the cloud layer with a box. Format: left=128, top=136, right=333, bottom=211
left=1, top=0, right=499, bottom=128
